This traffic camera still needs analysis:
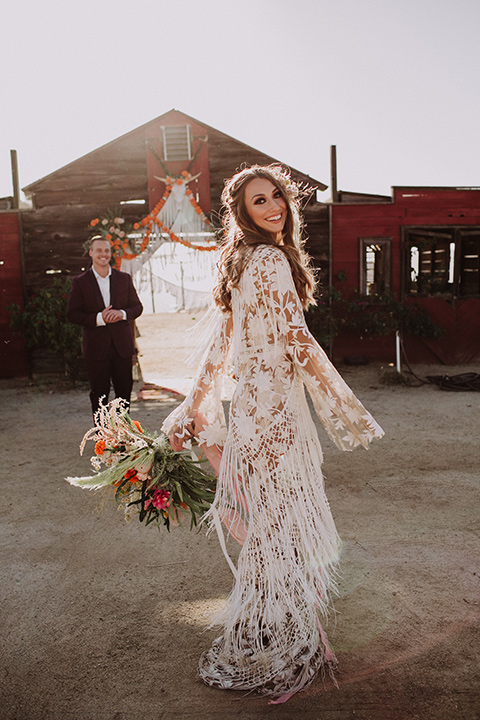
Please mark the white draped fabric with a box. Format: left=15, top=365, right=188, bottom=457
left=121, top=179, right=218, bottom=312
left=123, top=242, right=218, bottom=313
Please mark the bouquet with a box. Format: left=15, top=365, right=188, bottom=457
left=66, top=399, right=216, bottom=530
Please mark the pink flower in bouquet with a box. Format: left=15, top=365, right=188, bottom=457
left=146, top=489, right=170, bottom=511
left=152, top=489, right=170, bottom=509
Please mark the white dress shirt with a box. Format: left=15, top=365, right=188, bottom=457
left=92, top=267, right=126, bottom=326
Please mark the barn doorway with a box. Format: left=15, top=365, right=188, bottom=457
left=404, top=226, right=480, bottom=298
left=402, top=226, right=480, bottom=363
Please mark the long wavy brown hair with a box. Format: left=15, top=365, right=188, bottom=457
left=213, top=165, right=317, bottom=313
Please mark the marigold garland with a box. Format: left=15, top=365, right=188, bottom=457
left=133, top=174, right=218, bottom=253
left=88, top=174, right=217, bottom=270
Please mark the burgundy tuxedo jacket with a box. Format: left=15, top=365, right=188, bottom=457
left=67, top=268, right=143, bottom=361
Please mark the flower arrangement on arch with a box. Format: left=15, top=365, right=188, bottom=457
left=132, top=171, right=218, bottom=253
left=66, top=399, right=216, bottom=530
left=87, top=209, right=150, bottom=268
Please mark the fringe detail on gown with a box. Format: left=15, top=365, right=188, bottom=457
left=198, top=379, right=342, bottom=699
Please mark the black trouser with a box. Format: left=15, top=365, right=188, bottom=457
left=86, top=345, right=133, bottom=416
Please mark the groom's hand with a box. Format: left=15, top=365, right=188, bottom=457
left=102, top=306, right=124, bottom=323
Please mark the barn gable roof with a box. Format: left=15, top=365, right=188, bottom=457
left=23, top=108, right=327, bottom=196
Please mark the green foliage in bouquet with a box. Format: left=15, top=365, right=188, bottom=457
left=66, top=399, right=216, bottom=531
left=8, top=277, right=83, bottom=382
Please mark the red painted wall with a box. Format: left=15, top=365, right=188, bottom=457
left=331, top=201, right=403, bottom=295
left=330, top=188, right=480, bottom=364
left=332, top=188, right=480, bottom=294
left=0, top=212, right=29, bottom=376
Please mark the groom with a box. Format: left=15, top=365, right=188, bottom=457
left=67, top=236, right=143, bottom=415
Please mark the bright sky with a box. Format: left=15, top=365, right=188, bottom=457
left=2, top=0, right=479, bottom=202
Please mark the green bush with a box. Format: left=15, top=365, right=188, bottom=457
left=8, top=278, right=83, bottom=382
left=307, top=290, right=444, bottom=345
left=306, top=288, right=342, bottom=347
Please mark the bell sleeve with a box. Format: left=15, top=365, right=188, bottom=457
left=256, top=247, right=384, bottom=451
left=161, top=307, right=233, bottom=448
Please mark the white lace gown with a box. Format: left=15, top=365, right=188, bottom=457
left=162, top=244, right=384, bottom=699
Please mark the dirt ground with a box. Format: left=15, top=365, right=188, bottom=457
left=1, top=311, right=479, bottom=720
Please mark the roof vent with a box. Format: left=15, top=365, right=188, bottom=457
left=162, top=125, right=192, bottom=162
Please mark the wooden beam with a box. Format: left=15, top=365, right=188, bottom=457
left=330, top=145, right=338, bottom=203
left=10, top=149, right=20, bottom=209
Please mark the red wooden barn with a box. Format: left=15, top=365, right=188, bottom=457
left=0, top=109, right=328, bottom=377
left=329, top=186, right=480, bottom=364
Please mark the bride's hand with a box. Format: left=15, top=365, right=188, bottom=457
left=168, top=432, right=186, bottom=452
left=168, top=417, right=197, bottom=451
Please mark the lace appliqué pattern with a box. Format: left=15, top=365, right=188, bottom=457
left=162, top=245, right=384, bottom=699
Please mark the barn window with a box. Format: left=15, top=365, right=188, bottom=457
left=406, top=227, right=480, bottom=297
left=459, top=230, right=480, bottom=296
left=359, top=238, right=391, bottom=295
left=162, top=125, right=192, bottom=161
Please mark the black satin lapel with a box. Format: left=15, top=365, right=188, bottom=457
left=89, top=269, right=106, bottom=309
left=109, top=269, right=116, bottom=307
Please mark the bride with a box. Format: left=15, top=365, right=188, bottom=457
left=162, top=164, right=384, bottom=702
